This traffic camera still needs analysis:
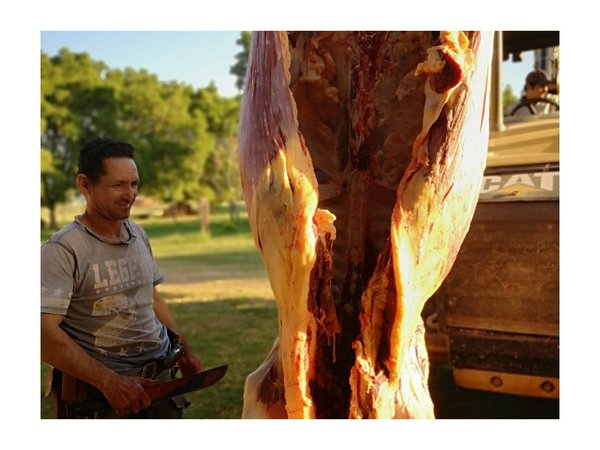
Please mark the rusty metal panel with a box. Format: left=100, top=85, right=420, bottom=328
left=438, top=200, right=559, bottom=337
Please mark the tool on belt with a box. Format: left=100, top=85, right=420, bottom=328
left=140, top=329, right=186, bottom=379
left=64, top=364, right=229, bottom=418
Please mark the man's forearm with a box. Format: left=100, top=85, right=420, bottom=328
left=152, top=287, right=179, bottom=332
left=42, top=314, right=155, bottom=416
left=41, top=314, right=117, bottom=392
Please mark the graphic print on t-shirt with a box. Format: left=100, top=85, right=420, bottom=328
left=91, top=293, right=136, bottom=351
left=91, top=255, right=148, bottom=294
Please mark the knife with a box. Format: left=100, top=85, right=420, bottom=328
left=65, top=364, right=228, bottom=418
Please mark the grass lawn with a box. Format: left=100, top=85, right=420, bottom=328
left=40, top=204, right=278, bottom=419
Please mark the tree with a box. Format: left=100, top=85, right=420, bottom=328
left=41, top=47, right=238, bottom=230
left=41, top=49, right=114, bottom=229
left=502, top=84, right=518, bottom=114
left=40, top=146, right=59, bottom=229
left=115, top=71, right=214, bottom=218
left=230, top=31, right=251, bottom=92
left=203, top=135, right=240, bottom=204
left=192, top=84, right=242, bottom=221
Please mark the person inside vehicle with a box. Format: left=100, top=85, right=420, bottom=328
left=41, top=138, right=204, bottom=418
left=508, top=69, right=559, bottom=116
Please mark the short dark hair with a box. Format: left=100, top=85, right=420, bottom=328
left=78, top=138, right=135, bottom=182
left=525, top=69, right=551, bottom=87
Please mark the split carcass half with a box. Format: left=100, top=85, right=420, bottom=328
left=239, top=31, right=493, bottom=419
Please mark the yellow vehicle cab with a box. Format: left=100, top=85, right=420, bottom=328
left=426, top=31, right=559, bottom=399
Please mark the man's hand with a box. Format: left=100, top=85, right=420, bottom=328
left=42, top=312, right=152, bottom=415
left=177, top=337, right=204, bottom=376
left=177, top=353, right=204, bottom=377
left=100, top=374, right=158, bottom=416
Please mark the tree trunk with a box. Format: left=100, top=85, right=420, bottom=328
left=170, top=202, right=179, bottom=223
left=229, top=200, right=239, bottom=223
left=199, top=198, right=210, bottom=234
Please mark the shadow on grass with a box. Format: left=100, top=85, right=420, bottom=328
left=40, top=297, right=278, bottom=419
left=171, top=297, right=278, bottom=419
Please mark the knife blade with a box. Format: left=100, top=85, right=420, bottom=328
left=144, top=364, right=228, bottom=400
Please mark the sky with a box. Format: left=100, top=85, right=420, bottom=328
left=41, top=31, right=243, bottom=97
left=40, top=31, right=535, bottom=98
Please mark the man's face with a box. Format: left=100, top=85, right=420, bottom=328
left=85, top=157, right=139, bottom=221
left=526, top=83, right=548, bottom=99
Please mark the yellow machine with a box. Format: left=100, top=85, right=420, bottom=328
left=426, top=31, right=559, bottom=399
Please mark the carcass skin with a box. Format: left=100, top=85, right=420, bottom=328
left=239, top=31, right=493, bottom=419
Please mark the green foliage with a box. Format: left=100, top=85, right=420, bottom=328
left=203, top=136, right=241, bottom=203
left=230, top=31, right=251, bottom=92
left=41, top=46, right=242, bottom=226
left=221, top=218, right=238, bottom=233
left=191, top=82, right=242, bottom=205
left=41, top=50, right=110, bottom=226
left=40, top=147, right=58, bottom=202
left=40, top=147, right=56, bottom=175
left=502, top=84, right=518, bottom=114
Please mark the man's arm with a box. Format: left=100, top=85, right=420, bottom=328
left=152, top=287, right=204, bottom=375
left=41, top=312, right=155, bottom=416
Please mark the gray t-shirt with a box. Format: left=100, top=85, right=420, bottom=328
left=41, top=216, right=169, bottom=375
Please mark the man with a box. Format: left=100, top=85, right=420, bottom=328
left=41, top=138, right=203, bottom=418
left=508, top=69, right=559, bottom=116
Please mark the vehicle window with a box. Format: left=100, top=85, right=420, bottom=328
left=501, top=43, right=559, bottom=120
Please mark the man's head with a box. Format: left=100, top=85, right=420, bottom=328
left=76, top=138, right=140, bottom=221
left=78, top=138, right=136, bottom=182
left=525, top=69, right=551, bottom=99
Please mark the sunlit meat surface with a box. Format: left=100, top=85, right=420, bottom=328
left=238, top=31, right=493, bottom=419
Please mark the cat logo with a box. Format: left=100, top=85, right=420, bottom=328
left=479, top=170, right=559, bottom=202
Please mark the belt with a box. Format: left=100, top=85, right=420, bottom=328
left=140, top=332, right=184, bottom=379
left=140, top=359, right=167, bottom=379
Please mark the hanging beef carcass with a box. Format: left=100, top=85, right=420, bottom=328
left=238, top=31, right=493, bottom=419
